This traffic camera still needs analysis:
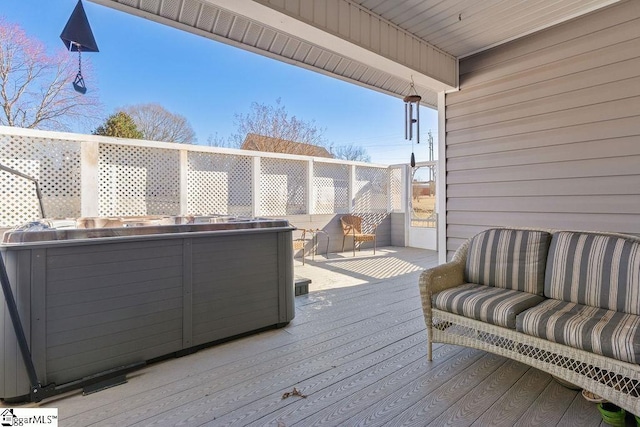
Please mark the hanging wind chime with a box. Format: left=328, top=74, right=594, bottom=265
left=60, top=0, right=99, bottom=94
left=403, top=81, right=421, bottom=167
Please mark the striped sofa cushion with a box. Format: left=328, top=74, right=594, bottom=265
left=433, top=283, right=545, bottom=329
left=545, top=232, right=640, bottom=315
left=465, top=229, right=551, bottom=295
left=516, top=299, right=640, bottom=364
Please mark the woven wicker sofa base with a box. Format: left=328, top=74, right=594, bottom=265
left=429, top=309, right=640, bottom=415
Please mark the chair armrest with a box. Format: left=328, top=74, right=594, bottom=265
left=420, top=260, right=465, bottom=295
left=418, top=260, right=465, bottom=312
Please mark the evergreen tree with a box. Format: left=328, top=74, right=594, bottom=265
left=94, top=112, right=143, bottom=139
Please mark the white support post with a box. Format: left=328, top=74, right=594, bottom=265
left=252, top=156, right=261, bottom=217
left=80, top=141, right=99, bottom=217
left=387, top=169, right=393, bottom=214
left=401, top=165, right=408, bottom=214
left=179, top=150, right=189, bottom=215
left=404, top=164, right=411, bottom=247
left=306, top=159, right=314, bottom=215
left=437, top=91, right=447, bottom=264
left=348, top=165, right=356, bottom=213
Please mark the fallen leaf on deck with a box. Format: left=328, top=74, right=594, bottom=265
left=282, top=387, right=307, bottom=399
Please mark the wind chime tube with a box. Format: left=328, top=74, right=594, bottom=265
left=409, top=103, right=413, bottom=140
left=416, top=102, right=420, bottom=144
left=404, top=103, right=408, bottom=140
left=409, top=103, right=412, bottom=139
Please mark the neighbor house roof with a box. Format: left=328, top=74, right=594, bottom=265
left=241, top=133, right=333, bottom=158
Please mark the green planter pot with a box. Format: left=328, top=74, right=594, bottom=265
left=597, top=403, right=625, bottom=427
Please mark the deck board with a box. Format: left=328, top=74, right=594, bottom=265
left=471, top=367, right=552, bottom=427
left=513, top=380, right=584, bottom=426
left=4, top=247, right=604, bottom=426
left=427, top=358, right=531, bottom=426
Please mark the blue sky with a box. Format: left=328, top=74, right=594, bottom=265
left=1, top=0, right=437, bottom=164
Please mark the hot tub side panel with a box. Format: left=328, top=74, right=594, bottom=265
left=44, top=239, right=185, bottom=385
left=0, top=248, right=33, bottom=399
left=1, top=225, right=294, bottom=400
left=278, top=230, right=295, bottom=325
left=191, top=232, right=280, bottom=346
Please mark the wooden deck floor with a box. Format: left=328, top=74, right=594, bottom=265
left=12, top=247, right=609, bottom=426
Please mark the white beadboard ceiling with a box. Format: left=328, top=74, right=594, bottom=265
left=89, top=0, right=622, bottom=108
left=351, top=0, right=622, bottom=58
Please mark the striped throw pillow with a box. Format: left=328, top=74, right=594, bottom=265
left=544, top=232, right=640, bottom=315
left=465, top=228, right=551, bottom=295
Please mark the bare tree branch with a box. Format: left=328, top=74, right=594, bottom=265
left=330, top=143, right=371, bottom=162
left=220, top=99, right=370, bottom=161
left=227, top=98, right=330, bottom=156
left=120, top=103, right=197, bottom=144
left=0, top=19, right=101, bottom=130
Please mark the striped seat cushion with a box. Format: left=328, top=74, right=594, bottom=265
left=433, top=283, right=545, bottom=329
left=545, top=232, right=640, bottom=315
left=465, top=228, right=551, bottom=295
left=516, top=299, right=640, bottom=364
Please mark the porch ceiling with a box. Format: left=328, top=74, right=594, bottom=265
left=88, top=0, right=622, bottom=109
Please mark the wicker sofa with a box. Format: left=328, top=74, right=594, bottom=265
left=419, top=228, right=640, bottom=415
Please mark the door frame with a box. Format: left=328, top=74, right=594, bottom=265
left=406, top=161, right=437, bottom=250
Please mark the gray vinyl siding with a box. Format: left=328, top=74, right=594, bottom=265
left=445, top=0, right=640, bottom=259
left=390, top=212, right=406, bottom=247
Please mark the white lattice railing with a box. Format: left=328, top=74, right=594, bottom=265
left=0, top=127, right=407, bottom=228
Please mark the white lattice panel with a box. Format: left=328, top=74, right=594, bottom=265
left=357, top=212, right=390, bottom=233
left=187, top=152, right=252, bottom=216
left=260, top=158, right=306, bottom=216
left=390, top=167, right=403, bottom=212
left=2, top=129, right=402, bottom=226
left=313, top=162, right=349, bottom=214
left=0, top=134, right=81, bottom=227
left=98, top=144, right=180, bottom=216
left=354, top=166, right=389, bottom=213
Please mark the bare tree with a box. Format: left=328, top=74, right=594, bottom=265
left=229, top=98, right=328, bottom=151
left=0, top=19, right=101, bottom=130
left=330, top=143, right=371, bottom=162
left=206, top=132, right=229, bottom=147
left=121, top=103, right=196, bottom=144
left=210, top=99, right=370, bottom=160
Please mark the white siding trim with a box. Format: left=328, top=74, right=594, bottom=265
left=437, top=91, right=447, bottom=264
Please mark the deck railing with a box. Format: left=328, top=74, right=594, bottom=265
left=0, top=126, right=405, bottom=228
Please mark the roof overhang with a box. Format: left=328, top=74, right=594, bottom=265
left=87, top=0, right=622, bottom=109
left=88, top=0, right=457, bottom=108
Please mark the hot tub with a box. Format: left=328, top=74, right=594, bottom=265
left=0, top=216, right=295, bottom=401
